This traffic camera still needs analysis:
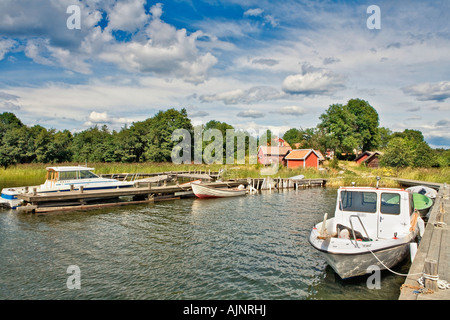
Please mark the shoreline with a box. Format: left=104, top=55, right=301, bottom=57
left=1, top=161, right=448, bottom=190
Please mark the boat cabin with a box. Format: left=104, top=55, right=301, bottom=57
left=44, top=167, right=99, bottom=188
left=333, top=187, right=414, bottom=241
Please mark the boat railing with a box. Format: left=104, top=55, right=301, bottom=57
left=349, top=215, right=371, bottom=248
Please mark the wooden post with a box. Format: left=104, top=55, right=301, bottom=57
left=148, top=182, right=151, bottom=190
left=424, top=258, right=438, bottom=292
left=33, top=187, right=37, bottom=196
left=80, top=186, right=84, bottom=193
left=70, top=184, right=74, bottom=192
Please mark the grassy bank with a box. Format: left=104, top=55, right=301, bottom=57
left=1, top=161, right=449, bottom=189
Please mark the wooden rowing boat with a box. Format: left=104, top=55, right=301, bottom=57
left=191, top=184, right=246, bottom=199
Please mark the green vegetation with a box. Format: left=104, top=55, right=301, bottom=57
left=1, top=97, right=449, bottom=175
left=1, top=161, right=449, bottom=191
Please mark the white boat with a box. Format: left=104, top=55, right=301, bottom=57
left=309, top=186, right=425, bottom=279
left=0, top=166, right=134, bottom=209
left=191, top=183, right=246, bottom=199
left=406, top=185, right=438, bottom=199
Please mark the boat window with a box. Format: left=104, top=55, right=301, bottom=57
left=79, top=170, right=98, bottom=179
left=339, top=191, right=377, bottom=213
left=381, top=193, right=401, bottom=215
left=58, top=171, right=78, bottom=180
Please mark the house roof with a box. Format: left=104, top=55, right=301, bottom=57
left=259, top=145, right=292, bottom=156
left=285, top=149, right=322, bottom=160
left=355, top=151, right=382, bottom=162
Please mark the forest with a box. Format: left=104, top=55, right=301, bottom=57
left=0, top=98, right=449, bottom=169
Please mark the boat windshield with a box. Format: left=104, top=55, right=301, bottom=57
left=339, top=191, right=377, bottom=213
left=58, top=170, right=98, bottom=180
left=380, top=193, right=401, bottom=214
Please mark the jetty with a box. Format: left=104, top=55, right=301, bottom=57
left=14, top=172, right=326, bottom=214
left=397, top=179, right=450, bottom=300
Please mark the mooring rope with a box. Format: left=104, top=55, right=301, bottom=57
left=366, top=247, right=450, bottom=290
left=366, top=247, right=421, bottom=277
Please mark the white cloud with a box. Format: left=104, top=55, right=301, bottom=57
left=107, top=0, right=148, bottom=32
left=98, top=3, right=217, bottom=83
left=0, top=38, right=16, bottom=60
left=244, top=8, right=264, bottom=17
left=84, top=111, right=134, bottom=127
left=402, top=81, right=450, bottom=102
left=282, top=69, right=346, bottom=96
left=276, top=106, right=308, bottom=116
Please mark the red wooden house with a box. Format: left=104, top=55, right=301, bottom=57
left=285, top=149, right=324, bottom=169
left=257, top=146, right=292, bottom=166
left=355, top=151, right=382, bottom=168
left=257, top=137, right=292, bottom=166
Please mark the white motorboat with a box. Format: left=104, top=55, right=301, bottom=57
left=406, top=185, right=438, bottom=199
left=309, top=185, right=425, bottom=279
left=191, top=183, right=247, bottom=199
left=0, top=166, right=134, bottom=209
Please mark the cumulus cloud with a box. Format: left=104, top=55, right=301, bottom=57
left=402, top=81, right=450, bottom=102
left=107, top=0, right=148, bottom=32
left=98, top=3, right=217, bottom=83
left=84, top=111, right=134, bottom=127
left=282, top=69, right=345, bottom=96
left=200, top=86, right=284, bottom=104
left=236, top=110, right=265, bottom=118
left=0, top=1, right=217, bottom=82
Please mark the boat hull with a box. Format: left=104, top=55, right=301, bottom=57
left=191, top=184, right=246, bottom=198
left=309, top=220, right=416, bottom=279
left=318, top=243, right=410, bottom=279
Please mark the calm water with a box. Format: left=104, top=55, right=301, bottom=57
left=0, top=188, right=410, bottom=300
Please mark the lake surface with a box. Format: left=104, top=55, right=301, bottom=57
left=0, top=188, right=410, bottom=300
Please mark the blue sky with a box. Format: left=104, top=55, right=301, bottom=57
left=0, top=0, right=449, bottom=148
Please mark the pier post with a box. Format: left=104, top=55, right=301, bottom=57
left=424, top=258, right=438, bottom=292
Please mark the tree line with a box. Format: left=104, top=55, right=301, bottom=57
left=281, top=98, right=449, bottom=168
left=0, top=98, right=449, bottom=168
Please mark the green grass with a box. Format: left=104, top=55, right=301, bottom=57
left=1, top=161, right=449, bottom=189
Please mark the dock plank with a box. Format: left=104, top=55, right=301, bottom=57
left=399, top=182, right=450, bottom=300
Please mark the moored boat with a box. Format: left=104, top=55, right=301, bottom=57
left=309, top=184, right=425, bottom=279
left=191, top=183, right=246, bottom=199
left=406, top=185, right=437, bottom=199
left=412, top=192, right=433, bottom=218
left=0, top=166, right=134, bottom=209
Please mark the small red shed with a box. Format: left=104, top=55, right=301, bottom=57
left=285, top=149, right=323, bottom=169
left=355, top=151, right=382, bottom=168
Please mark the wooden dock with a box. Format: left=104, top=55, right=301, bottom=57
left=398, top=179, right=450, bottom=300
left=14, top=174, right=326, bottom=214
left=16, top=180, right=248, bottom=213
